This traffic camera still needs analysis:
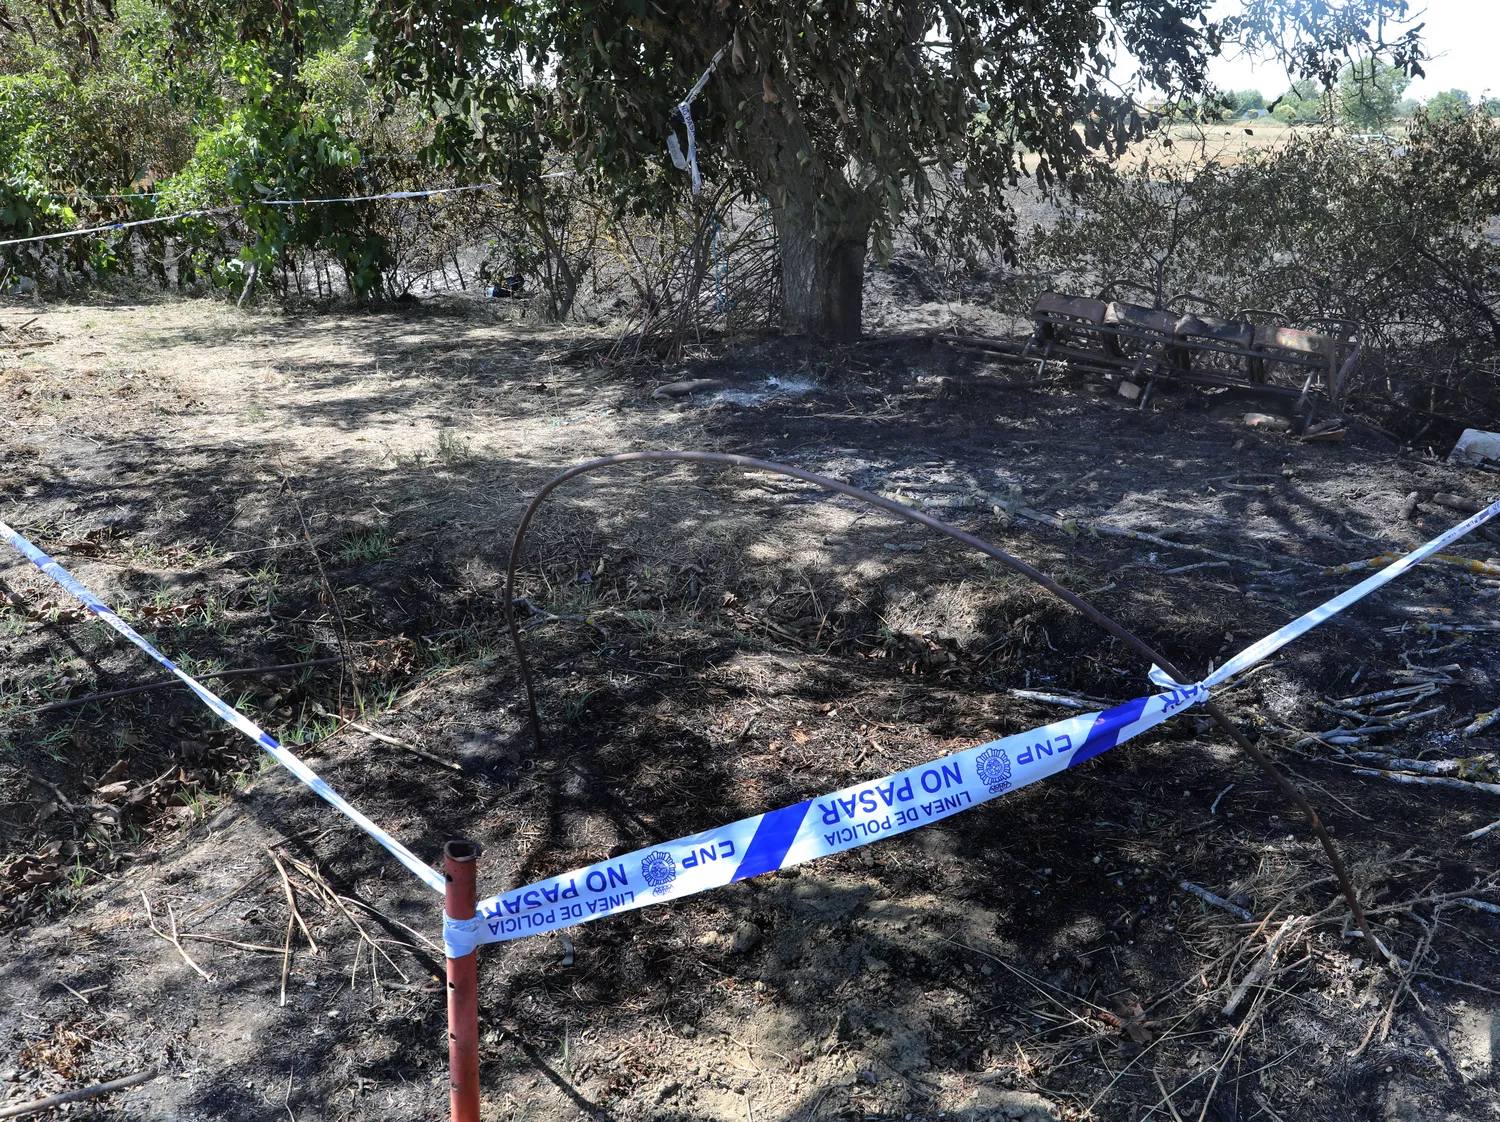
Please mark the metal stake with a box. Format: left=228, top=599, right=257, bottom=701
left=445, top=840, right=482, bottom=1122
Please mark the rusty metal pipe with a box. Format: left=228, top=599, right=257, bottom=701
left=502, top=450, right=1383, bottom=961
left=445, top=839, right=481, bottom=1122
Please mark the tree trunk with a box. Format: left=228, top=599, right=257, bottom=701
left=775, top=208, right=868, bottom=341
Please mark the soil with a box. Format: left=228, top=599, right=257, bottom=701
left=1, top=289, right=1499, bottom=1122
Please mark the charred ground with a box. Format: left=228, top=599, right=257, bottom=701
left=0, top=295, right=1497, bottom=1121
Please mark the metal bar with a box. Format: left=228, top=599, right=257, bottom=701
left=1032, top=315, right=1335, bottom=368
left=445, top=840, right=482, bottom=1122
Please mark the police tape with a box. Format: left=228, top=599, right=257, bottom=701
left=667, top=42, right=729, bottom=197
left=0, top=208, right=234, bottom=250
left=0, top=181, right=570, bottom=249
left=0, top=519, right=446, bottom=894
left=444, top=495, right=1500, bottom=956
left=4, top=492, right=1499, bottom=960
left=1150, top=495, right=1500, bottom=692
left=442, top=684, right=1206, bottom=956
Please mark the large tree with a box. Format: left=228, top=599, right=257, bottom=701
left=368, top=0, right=1426, bottom=338
left=1336, top=55, right=1410, bottom=130
left=370, top=1, right=1231, bottom=339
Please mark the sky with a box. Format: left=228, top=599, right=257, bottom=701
left=1202, top=0, right=1500, bottom=100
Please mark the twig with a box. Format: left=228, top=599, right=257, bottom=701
left=0, top=1069, right=157, bottom=1120
left=335, top=892, right=444, bottom=954
left=180, top=869, right=275, bottom=925
left=281, top=473, right=361, bottom=711
left=140, top=892, right=211, bottom=981
left=1332, top=683, right=1445, bottom=707
left=282, top=855, right=411, bottom=983
left=178, top=933, right=289, bottom=955
left=1209, top=784, right=1234, bottom=815
left=21, top=772, right=74, bottom=812
left=1017, top=507, right=1275, bottom=570
left=180, top=827, right=328, bottom=926
left=1223, top=916, right=1301, bottom=1018
left=1152, top=1069, right=1186, bottom=1122
left=278, top=903, right=294, bottom=1007
left=1251, top=1091, right=1291, bottom=1122
left=343, top=719, right=463, bottom=772
left=1180, top=882, right=1253, bottom=922
left=268, top=848, right=318, bottom=953
left=1464, top=818, right=1500, bottom=841
left=1196, top=967, right=1276, bottom=1122
left=1459, top=897, right=1500, bottom=916
left=1162, top=560, right=1230, bottom=575
left=1009, top=689, right=1099, bottom=709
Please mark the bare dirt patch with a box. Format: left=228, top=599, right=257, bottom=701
left=2, top=293, right=1498, bottom=1121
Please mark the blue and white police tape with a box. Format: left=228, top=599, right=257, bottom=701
left=5, top=492, right=1500, bottom=960
left=0, top=208, right=234, bottom=250
left=667, top=42, right=729, bottom=196
left=1150, top=495, right=1500, bottom=693
left=0, top=179, right=577, bottom=249
left=445, top=495, right=1500, bottom=956
left=0, top=519, right=446, bottom=894
left=443, top=683, right=1206, bottom=956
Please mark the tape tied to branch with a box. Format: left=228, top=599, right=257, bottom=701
left=667, top=42, right=730, bottom=197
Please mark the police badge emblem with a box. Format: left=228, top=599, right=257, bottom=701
left=975, top=745, right=1012, bottom=793
left=640, top=850, right=677, bottom=895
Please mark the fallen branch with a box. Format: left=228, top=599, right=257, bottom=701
left=0, top=1069, right=157, bottom=1120
left=1008, top=689, right=1104, bottom=709
left=1460, top=897, right=1500, bottom=916
left=343, top=719, right=464, bottom=772
left=1162, top=560, right=1230, bottom=575
left=1323, top=552, right=1500, bottom=579
left=1332, top=683, right=1445, bottom=707
left=1016, top=507, right=1277, bottom=570
left=24, top=657, right=347, bottom=715
left=1464, top=710, right=1499, bottom=737
left=1180, top=882, right=1253, bottom=922
left=1343, top=754, right=1495, bottom=779
left=1349, top=767, right=1500, bottom=797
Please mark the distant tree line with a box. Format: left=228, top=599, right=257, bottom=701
left=1211, top=63, right=1500, bottom=129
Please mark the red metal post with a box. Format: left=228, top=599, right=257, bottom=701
left=445, top=840, right=482, bottom=1122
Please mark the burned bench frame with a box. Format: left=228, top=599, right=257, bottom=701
left=1022, top=291, right=1362, bottom=421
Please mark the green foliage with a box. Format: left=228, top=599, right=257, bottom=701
left=0, top=173, right=74, bottom=273
left=1336, top=56, right=1409, bottom=130
left=1268, top=78, right=1326, bottom=124
left=369, top=0, right=1233, bottom=336
left=1425, top=89, right=1471, bottom=123
left=1229, top=1, right=1425, bottom=90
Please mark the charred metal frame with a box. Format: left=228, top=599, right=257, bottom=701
left=1023, top=291, right=1363, bottom=419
